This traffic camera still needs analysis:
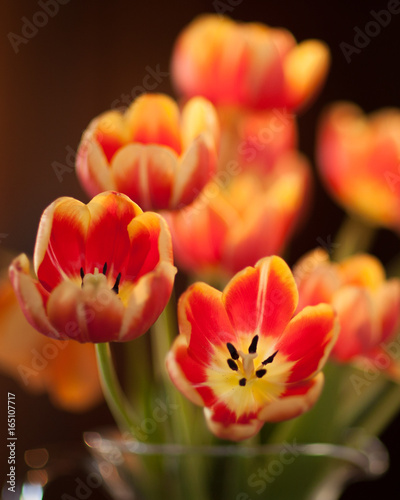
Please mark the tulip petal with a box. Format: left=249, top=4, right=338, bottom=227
left=112, top=144, right=176, bottom=210
left=332, top=287, right=379, bottom=361
left=85, top=192, right=142, bottom=283
left=171, top=134, right=216, bottom=207
left=34, top=197, right=90, bottom=291
left=204, top=407, right=264, bottom=441
left=119, top=261, right=176, bottom=341
left=258, top=373, right=324, bottom=422
left=178, top=282, right=235, bottom=365
left=166, top=335, right=211, bottom=406
left=9, top=254, right=60, bottom=339
left=125, top=94, right=182, bottom=154
left=275, top=304, right=338, bottom=382
left=223, top=256, right=298, bottom=341
left=338, top=254, right=385, bottom=289
left=284, top=40, right=330, bottom=110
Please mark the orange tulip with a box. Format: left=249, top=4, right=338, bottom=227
left=294, top=249, right=400, bottom=366
left=76, top=94, right=219, bottom=211
left=9, top=192, right=176, bottom=343
left=164, top=152, right=311, bottom=278
left=316, top=102, right=400, bottom=231
left=172, top=15, right=330, bottom=111
left=0, top=272, right=102, bottom=412
left=167, top=256, right=338, bottom=441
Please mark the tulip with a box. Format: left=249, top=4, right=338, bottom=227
left=0, top=272, right=102, bottom=412
left=76, top=94, right=219, bottom=211
left=171, top=15, right=330, bottom=111
left=9, top=191, right=176, bottom=343
left=164, top=151, right=311, bottom=278
left=166, top=256, right=338, bottom=441
left=316, top=102, right=400, bottom=231
left=294, top=248, right=400, bottom=364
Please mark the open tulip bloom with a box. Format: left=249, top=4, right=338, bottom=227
left=166, top=256, right=338, bottom=441
left=9, top=191, right=176, bottom=343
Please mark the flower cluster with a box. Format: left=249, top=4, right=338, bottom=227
left=5, top=14, right=400, bottom=445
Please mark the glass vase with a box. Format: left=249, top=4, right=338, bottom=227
left=84, top=429, right=389, bottom=500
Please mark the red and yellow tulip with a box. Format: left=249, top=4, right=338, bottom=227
left=164, top=152, right=311, bottom=278
left=76, top=94, right=219, bottom=211
left=172, top=15, right=330, bottom=111
left=9, top=191, right=176, bottom=343
left=294, top=249, right=400, bottom=366
left=0, top=273, right=103, bottom=412
left=166, top=256, right=338, bottom=441
left=316, top=102, right=400, bottom=231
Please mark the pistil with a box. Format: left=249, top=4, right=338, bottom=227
left=226, top=335, right=279, bottom=386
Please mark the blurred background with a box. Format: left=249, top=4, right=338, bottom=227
left=0, top=0, right=399, bottom=498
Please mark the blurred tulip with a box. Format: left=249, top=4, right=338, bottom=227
left=166, top=256, right=338, bottom=441
left=9, top=191, right=176, bottom=343
left=172, top=15, right=330, bottom=111
left=164, top=151, right=312, bottom=278
left=0, top=271, right=103, bottom=412
left=216, top=106, right=297, bottom=176
left=76, top=94, right=219, bottom=211
left=316, top=102, right=400, bottom=231
left=294, top=248, right=400, bottom=366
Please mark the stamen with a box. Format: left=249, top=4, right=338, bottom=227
left=80, top=267, right=85, bottom=288
left=262, top=350, right=279, bottom=365
left=112, top=273, right=122, bottom=294
left=227, top=359, right=238, bottom=371
left=102, top=262, right=108, bottom=275
left=239, top=378, right=247, bottom=386
left=227, top=342, right=239, bottom=360
left=256, top=369, right=267, bottom=378
left=248, top=335, right=259, bottom=354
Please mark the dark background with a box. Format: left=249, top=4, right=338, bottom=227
left=1, top=0, right=399, bottom=498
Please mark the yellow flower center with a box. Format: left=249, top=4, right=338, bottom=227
left=226, top=335, right=279, bottom=387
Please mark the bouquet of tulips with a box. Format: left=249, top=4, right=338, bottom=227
left=3, top=13, right=400, bottom=500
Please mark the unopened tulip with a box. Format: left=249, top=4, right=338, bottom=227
left=172, top=15, right=330, bottom=111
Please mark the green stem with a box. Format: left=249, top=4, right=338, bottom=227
left=333, top=215, right=376, bottom=261
left=95, top=342, right=139, bottom=436
left=356, top=381, right=400, bottom=436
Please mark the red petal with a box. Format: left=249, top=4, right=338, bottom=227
left=204, top=407, right=264, bottom=441
left=275, top=304, right=337, bottom=382
left=112, top=144, right=176, bottom=210
left=223, top=256, right=298, bottom=341
left=178, top=282, right=235, bottom=365
left=125, top=212, right=172, bottom=284
left=34, top=197, right=90, bottom=291
left=258, top=373, right=324, bottom=422
left=9, top=254, right=60, bottom=339
left=85, top=192, right=142, bottom=284
left=166, top=335, right=213, bottom=407
left=332, top=287, right=378, bottom=361
left=119, top=261, right=176, bottom=341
